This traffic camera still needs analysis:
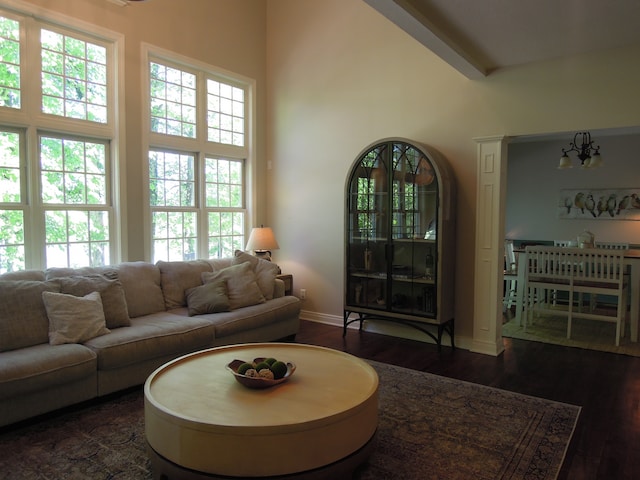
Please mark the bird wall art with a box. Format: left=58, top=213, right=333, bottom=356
left=558, top=189, right=640, bottom=220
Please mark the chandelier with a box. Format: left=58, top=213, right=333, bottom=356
left=558, top=131, right=602, bottom=169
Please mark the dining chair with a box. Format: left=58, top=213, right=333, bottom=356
left=503, top=240, right=518, bottom=319
left=524, top=246, right=627, bottom=346
left=591, top=242, right=630, bottom=310
left=552, top=240, right=579, bottom=307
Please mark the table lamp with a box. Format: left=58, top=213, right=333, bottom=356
left=245, top=226, right=279, bottom=261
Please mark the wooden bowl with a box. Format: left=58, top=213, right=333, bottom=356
left=226, top=358, right=296, bottom=389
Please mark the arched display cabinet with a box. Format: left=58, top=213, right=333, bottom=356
left=344, top=138, right=456, bottom=348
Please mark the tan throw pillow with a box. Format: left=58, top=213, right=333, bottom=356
left=157, top=260, right=213, bottom=309
left=185, top=280, right=230, bottom=316
left=56, top=275, right=131, bottom=328
left=43, top=291, right=111, bottom=345
left=201, top=262, right=265, bottom=310
left=0, top=280, right=61, bottom=351
left=231, top=250, right=280, bottom=300
left=117, top=262, right=165, bottom=318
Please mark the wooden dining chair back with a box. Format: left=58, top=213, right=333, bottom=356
left=551, top=240, right=577, bottom=306
left=591, top=242, right=630, bottom=309
left=524, top=246, right=627, bottom=345
left=503, top=240, right=519, bottom=317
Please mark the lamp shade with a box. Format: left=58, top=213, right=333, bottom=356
left=245, top=227, right=279, bottom=252
left=558, top=154, right=572, bottom=169
left=588, top=152, right=602, bottom=168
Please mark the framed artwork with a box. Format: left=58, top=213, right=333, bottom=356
left=558, top=188, right=640, bottom=220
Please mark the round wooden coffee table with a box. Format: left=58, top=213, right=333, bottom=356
left=144, top=343, right=379, bottom=479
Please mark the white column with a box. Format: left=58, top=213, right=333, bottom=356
left=471, top=136, right=507, bottom=356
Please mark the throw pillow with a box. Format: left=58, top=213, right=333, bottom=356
left=231, top=250, right=280, bottom=300
left=43, top=291, right=111, bottom=345
left=185, top=279, right=230, bottom=316
left=156, top=260, right=213, bottom=309
left=201, top=262, right=265, bottom=310
left=56, top=275, right=131, bottom=328
left=117, top=262, right=165, bottom=318
left=0, top=280, right=61, bottom=352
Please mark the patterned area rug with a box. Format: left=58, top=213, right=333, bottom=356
left=502, top=313, right=640, bottom=357
left=0, top=361, right=579, bottom=480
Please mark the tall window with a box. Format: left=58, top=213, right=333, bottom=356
left=0, top=9, right=119, bottom=273
left=0, top=16, right=20, bottom=109
left=147, top=55, right=250, bottom=263
left=0, top=129, right=24, bottom=271
left=149, top=150, right=197, bottom=261
left=40, top=136, right=111, bottom=267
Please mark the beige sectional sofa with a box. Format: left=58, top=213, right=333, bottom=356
left=0, top=251, right=300, bottom=427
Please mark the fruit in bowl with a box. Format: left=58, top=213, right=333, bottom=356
left=226, top=357, right=296, bottom=389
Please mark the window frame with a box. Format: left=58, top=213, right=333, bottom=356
left=142, top=44, right=256, bottom=262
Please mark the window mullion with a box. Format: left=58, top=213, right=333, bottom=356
left=26, top=126, right=44, bottom=268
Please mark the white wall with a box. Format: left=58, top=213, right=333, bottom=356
left=266, top=0, right=640, bottom=344
left=507, top=133, right=640, bottom=245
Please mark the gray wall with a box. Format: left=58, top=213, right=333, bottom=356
left=506, top=132, right=640, bottom=245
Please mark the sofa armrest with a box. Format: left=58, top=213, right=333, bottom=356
left=273, top=278, right=285, bottom=298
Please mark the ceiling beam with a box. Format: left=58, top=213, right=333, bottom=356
left=363, top=0, right=487, bottom=79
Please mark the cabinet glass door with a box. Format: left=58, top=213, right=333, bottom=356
left=389, top=143, right=439, bottom=317
left=346, top=143, right=390, bottom=310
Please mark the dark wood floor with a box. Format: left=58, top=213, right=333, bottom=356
left=295, top=319, right=640, bottom=480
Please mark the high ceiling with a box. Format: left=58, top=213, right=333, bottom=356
left=364, top=0, right=640, bottom=79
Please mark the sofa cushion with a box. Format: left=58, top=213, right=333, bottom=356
left=83, top=312, right=214, bottom=370
left=0, top=280, right=61, bottom=352
left=201, top=262, right=265, bottom=310
left=117, top=262, right=165, bottom=318
left=231, top=250, right=280, bottom=300
left=54, top=275, right=131, bottom=328
left=43, top=291, right=111, bottom=345
left=157, top=260, right=213, bottom=309
left=185, top=280, right=230, bottom=316
left=185, top=296, right=301, bottom=338
left=0, top=343, right=96, bottom=400
left=0, top=270, right=45, bottom=281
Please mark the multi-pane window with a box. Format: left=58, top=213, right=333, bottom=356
left=0, top=130, right=24, bottom=271
left=205, top=158, right=245, bottom=257
left=0, top=16, right=20, bottom=109
left=40, top=136, right=110, bottom=268
left=149, top=62, right=196, bottom=138
left=41, top=29, right=108, bottom=123
left=149, top=150, right=197, bottom=261
left=0, top=8, right=119, bottom=273
left=207, top=80, right=245, bottom=146
left=148, top=56, right=249, bottom=263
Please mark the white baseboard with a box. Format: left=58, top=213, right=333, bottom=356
left=299, top=309, right=474, bottom=351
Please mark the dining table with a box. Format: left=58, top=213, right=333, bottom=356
left=513, top=248, right=640, bottom=342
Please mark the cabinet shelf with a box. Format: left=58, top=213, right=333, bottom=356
left=344, top=138, right=456, bottom=350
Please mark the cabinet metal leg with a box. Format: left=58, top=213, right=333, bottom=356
left=343, top=311, right=455, bottom=350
